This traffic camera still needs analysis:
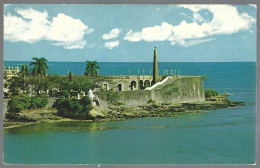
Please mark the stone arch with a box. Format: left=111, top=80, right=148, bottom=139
left=139, top=80, right=144, bottom=90
left=144, top=80, right=151, bottom=88
left=130, top=81, right=137, bottom=90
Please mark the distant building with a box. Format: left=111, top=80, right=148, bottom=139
left=3, top=66, right=20, bottom=78
left=96, top=47, right=205, bottom=108
left=97, top=47, right=176, bottom=92
left=3, top=66, right=20, bottom=97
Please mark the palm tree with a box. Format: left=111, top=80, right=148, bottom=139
left=20, top=64, right=28, bottom=93
left=29, top=57, right=49, bottom=76
left=29, top=57, right=49, bottom=94
left=21, top=64, right=28, bottom=76
left=85, top=61, right=100, bottom=77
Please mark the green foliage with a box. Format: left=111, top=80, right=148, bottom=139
left=80, top=96, right=92, bottom=105
left=106, top=89, right=120, bottom=105
left=7, top=94, right=49, bottom=113
left=6, top=73, right=105, bottom=97
left=147, top=99, right=156, bottom=104
left=115, top=102, right=125, bottom=106
left=21, top=64, right=29, bottom=76
left=205, top=89, right=218, bottom=98
left=30, top=96, right=48, bottom=109
left=7, top=94, right=32, bottom=113
left=80, top=96, right=93, bottom=113
left=53, top=96, right=93, bottom=118
left=29, top=57, right=49, bottom=76
left=68, top=71, right=72, bottom=80
left=68, top=98, right=83, bottom=114
left=61, top=90, right=70, bottom=98
left=8, top=77, right=23, bottom=96
left=201, top=75, right=208, bottom=81
left=85, top=61, right=100, bottom=77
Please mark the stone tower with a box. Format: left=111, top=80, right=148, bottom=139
left=153, top=47, right=158, bottom=84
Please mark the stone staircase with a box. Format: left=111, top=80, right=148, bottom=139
left=145, top=76, right=175, bottom=91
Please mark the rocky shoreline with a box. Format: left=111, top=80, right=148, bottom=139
left=4, top=95, right=245, bottom=129
left=103, top=99, right=245, bottom=119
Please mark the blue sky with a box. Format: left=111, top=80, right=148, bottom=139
left=4, top=4, right=256, bottom=62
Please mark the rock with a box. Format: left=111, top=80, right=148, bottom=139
left=89, top=109, right=105, bottom=118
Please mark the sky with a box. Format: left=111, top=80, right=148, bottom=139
left=4, top=4, right=257, bottom=62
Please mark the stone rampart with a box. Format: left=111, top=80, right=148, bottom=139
left=96, top=76, right=205, bottom=108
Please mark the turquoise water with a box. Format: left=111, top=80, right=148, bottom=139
left=3, top=62, right=256, bottom=164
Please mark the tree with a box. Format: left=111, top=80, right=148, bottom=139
left=85, top=61, right=100, bottom=77
left=21, top=64, right=29, bottom=76
left=52, top=96, right=92, bottom=118
left=7, top=94, right=31, bottom=113
left=205, top=89, right=218, bottom=98
left=29, top=57, right=49, bottom=94
left=68, top=71, right=73, bottom=80
left=20, top=64, right=29, bottom=93
left=8, top=77, right=23, bottom=96
left=29, top=57, right=49, bottom=76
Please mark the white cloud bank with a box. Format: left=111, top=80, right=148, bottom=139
left=102, top=28, right=120, bottom=40
left=4, top=8, right=93, bottom=49
left=124, top=5, right=256, bottom=47
left=104, top=40, right=119, bottom=49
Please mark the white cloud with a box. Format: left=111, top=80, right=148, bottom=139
left=102, top=28, right=120, bottom=40
left=193, top=13, right=204, bottom=22
left=104, top=40, right=119, bottom=49
left=86, top=28, right=94, bottom=34
left=124, top=22, right=174, bottom=42
left=173, top=38, right=215, bottom=47
left=4, top=8, right=94, bottom=49
left=124, top=5, right=255, bottom=47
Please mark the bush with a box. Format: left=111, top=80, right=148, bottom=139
left=205, top=89, right=218, bottom=98
left=80, top=96, right=93, bottom=112
left=7, top=94, right=49, bottom=113
left=52, top=96, right=93, bottom=118
left=68, top=98, right=83, bottom=114
left=30, top=96, right=48, bottom=109
left=115, top=102, right=125, bottom=106
left=7, top=94, right=31, bottom=113
left=61, top=90, right=70, bottom=98
left=147, top=99, right=156, bottom=104
left=80, top=96, right=92, bottom=105
left=106, top=89, right=119, bottom=105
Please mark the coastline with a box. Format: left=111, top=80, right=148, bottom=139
left=3, top=95, right=245, bottom=129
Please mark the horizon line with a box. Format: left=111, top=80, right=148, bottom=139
left=3, top=61, right=257, bottom=63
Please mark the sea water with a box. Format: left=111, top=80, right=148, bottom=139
left=3, top=62, right=256, bottom=164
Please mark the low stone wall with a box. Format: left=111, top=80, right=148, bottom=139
left=96, top=76, right=205, bottom=108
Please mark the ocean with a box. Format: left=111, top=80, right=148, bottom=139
left=3, top=62, right=256, bottom=164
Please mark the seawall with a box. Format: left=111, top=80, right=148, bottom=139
left=97, top=76, right=205, bottom=108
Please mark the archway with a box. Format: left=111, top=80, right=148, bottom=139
left=117, top=84, right=122, bottom=91
left=130, top=81, right=137, bottom=90
left=144, top=80, right=151, bottom=88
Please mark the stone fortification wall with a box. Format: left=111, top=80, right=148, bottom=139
left=97, top=76, right=205, bottom=108
left=97, top=90, right=152, bottom=109
left=152, top=76, right=205, bottom=103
